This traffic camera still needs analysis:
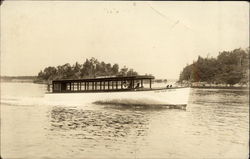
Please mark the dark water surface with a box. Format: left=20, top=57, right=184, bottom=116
left=1, top=83, right=249, bottom=159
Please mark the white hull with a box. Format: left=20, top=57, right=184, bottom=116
left=45, top=87, right=190, bottom=107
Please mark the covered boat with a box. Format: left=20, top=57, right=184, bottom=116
left=45, top=75, right=190, bottom=108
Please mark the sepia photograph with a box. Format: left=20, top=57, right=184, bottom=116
left=0, top=1, right=249, bottom=159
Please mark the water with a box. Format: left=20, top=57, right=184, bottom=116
left=1, top=82, right=249, bottom=159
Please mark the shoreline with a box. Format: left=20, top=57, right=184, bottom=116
left=191, top=86, right=249, bottom=90
left=1, top=80, right=249, bottom=90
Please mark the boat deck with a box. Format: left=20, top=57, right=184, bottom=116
left=46, top=87, right=188, bottom=94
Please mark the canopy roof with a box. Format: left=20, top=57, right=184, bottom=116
left=53, top=75, right=155, bottom=83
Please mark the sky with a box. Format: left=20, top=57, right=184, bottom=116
left=1, top=1, right=249, bottom=79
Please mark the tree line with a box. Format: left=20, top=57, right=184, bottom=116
left=178, top=48, right=249, bottom=86
left=36, top=57, right=138, bottom=82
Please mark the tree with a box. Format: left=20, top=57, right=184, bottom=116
left=81, top=59, right=93, bottom=77
left=36, top=58, right=142, bottom=82
left=41, top=66, right=57, bottom=80
left=111, top=64, right=119, bottom=75
left=72, top=62, right=82, bottom=79
left=178, top=47, right=249, bottom=86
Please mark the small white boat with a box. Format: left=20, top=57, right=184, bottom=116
left=45, top=76, right=190, bottom=109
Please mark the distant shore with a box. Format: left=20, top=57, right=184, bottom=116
left=1, top=76, right=249, bottom=90
left=191, top=86, right=249, bottom=90
left=1, top=76, right=36, bottom=83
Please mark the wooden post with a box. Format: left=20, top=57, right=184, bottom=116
left=116, top=81, right=118, bottom=89
left=84, top=82, right=86, bottom=90
left=112, top=81, right=114, bottom=89
left=108, top=81, right=110, bottom=90
left=95, top=82, right=97, bottom=90
left=79, top=82, right=81, bottom=91
left=92, top=82, right=94, bottom=90
left=100, top=81, right=102, bottom=90
left=141, top=79, right=143, bottom=88
left=103, top=81, right=105, bottom=90
left=47, top=84, right=50, bottom=92
left=149, top=79, right=152, bottom=89
left=52, top=82, right=54, bottom=92
left=70, top=82, right=72, bottom=91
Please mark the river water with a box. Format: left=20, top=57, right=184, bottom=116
left=1, top=82, right=249, bottom=159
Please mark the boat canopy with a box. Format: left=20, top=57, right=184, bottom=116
left=50, top=75, right=155, bottom=93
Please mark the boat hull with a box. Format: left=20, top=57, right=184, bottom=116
left=45, top=87, right=190, bottom=107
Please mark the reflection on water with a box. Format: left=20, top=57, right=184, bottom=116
left=45, top=106, right=154, bottom=158
left=50, top=107, right=149, bottom=139
left=191, top=89, right=249, bottom=105
left=1, top=83, right=249, bottom=159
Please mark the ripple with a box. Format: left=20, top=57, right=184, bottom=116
left=49, top=107, right=149, bottom=139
